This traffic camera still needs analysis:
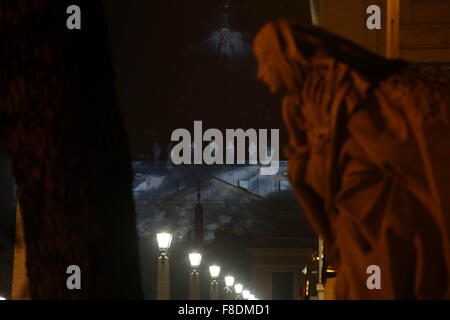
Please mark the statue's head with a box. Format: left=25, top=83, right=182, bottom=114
left=253, top=20, right=311, bottom=94
left=253, top=20, right=406, bottom=95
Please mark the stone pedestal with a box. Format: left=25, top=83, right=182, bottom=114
left=156, top=255, right=170, bottom=300
left=210, top=281, right=220, bottom=300
left=224, top=288, right=233, bottom=300
left=189, top=271, right=201, bottom=300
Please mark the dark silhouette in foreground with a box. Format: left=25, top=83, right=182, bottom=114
left=0, top=0, right=142, bottom=299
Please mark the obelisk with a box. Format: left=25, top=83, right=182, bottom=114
left=194, top=183, right=203, bottom=245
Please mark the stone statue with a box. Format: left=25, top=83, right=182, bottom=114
left=254, top=19, right=450, bottom=299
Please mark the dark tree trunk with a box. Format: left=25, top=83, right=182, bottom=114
left=0, top=0, right=143, bottom=299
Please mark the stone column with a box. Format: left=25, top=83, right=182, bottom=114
left=224, top=288, right=233, bottom=300
left=12, top=202, right=30, bottom=300
left=189, top=271, right=201, bottom=300
left=210, top=281, right=220, bottom=300
left=386, top=0, right=400, bottom=58
left=316, top=283, right=325, bottom=300
left=156, top=256, right=170, bottom=300
left=309, top=0, right=321, bottom=26
left=318, top=235, right=324, bottom=284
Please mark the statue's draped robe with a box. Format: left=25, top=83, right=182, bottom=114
left=283, top=60, right=450, bottom=299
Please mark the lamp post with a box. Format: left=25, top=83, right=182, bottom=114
left=234, top=283, right=243, bottom=300
left=317, top=235, right=325, bottom=300
left=189, top=252, right=202, bottom=300
left=156, top=232, right=172, bottom=300
left=224, top=276, right=235, bottom=300
left=309, top=0, right=321, bottom=26
left=303, top=252, right=318, bottom=300
left=209, top=265, right=221, bottom=300
left=242, top=289, right=250, bottom=300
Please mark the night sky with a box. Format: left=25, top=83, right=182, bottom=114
left=102, top=0, right=311, bottom=159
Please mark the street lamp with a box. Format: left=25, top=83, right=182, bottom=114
left=157, top=232, right=172, bottom=257
left=189, top=253, right=202, bottom=272
left=209, top=265, right=221, bottom=300
left=209, top=265, right=221, bottom=279
left=242, top=289, right=250, bottom=300
left=156, top=232, right=172, bottom=300
left=189, top=252, right=202, bottom=300
left=224, top=276, right=235, bottom=300
left=234, top=283, right=243, bottom=300
left=225, top=276, right=235, bottom=287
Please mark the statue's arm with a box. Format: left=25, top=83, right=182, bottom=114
left=346, top=106, right=432, bottom=209
left=282, top=96, right=333, bottom=242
